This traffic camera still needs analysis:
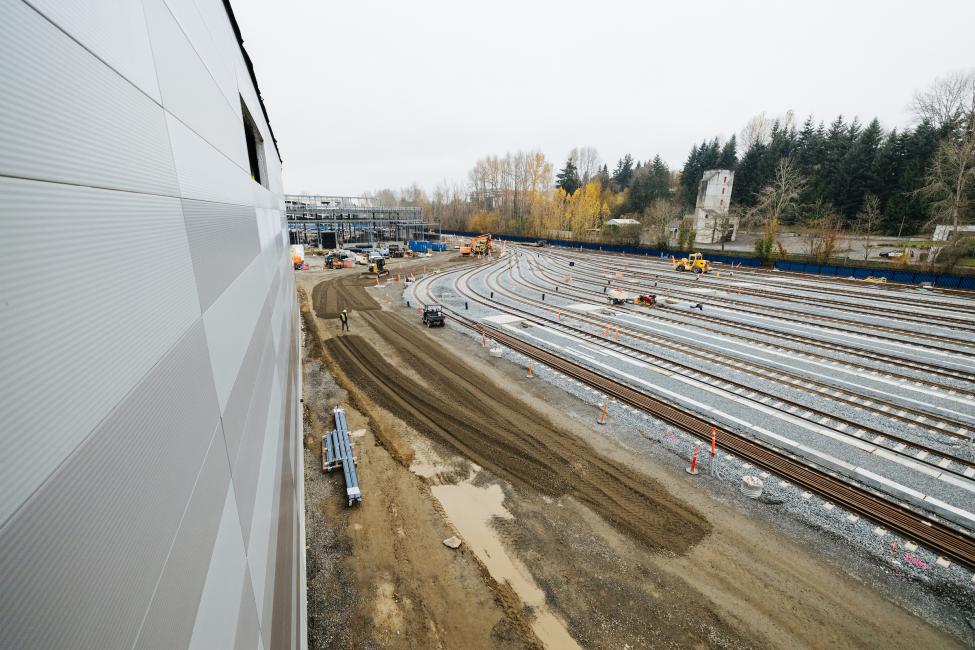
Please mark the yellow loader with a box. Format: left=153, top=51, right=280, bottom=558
left=673, top=252, right=712, bottom=274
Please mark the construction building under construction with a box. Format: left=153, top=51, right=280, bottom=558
left=286, top=194, right=438, bottom=248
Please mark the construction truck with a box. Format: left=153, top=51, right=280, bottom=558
left=361, top=257, right=389, bottom=279
left=673, top=252, right=711, bottom=274
left=460, top=233, right=492, bottom=256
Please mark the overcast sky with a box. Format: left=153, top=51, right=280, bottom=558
left=231, top=0, right=975, bottom=196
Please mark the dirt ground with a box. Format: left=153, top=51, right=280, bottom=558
left=296, top=255, right=965, bottom=649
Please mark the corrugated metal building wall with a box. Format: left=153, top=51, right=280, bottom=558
left=0, top=1, right=303, bottom=648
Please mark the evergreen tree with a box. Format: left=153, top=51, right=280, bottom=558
left=884, top=120, right=940, bottom=234
left=625, top=155, right=671, bottom=213
left=555, top=158, right=581, bottom=195
left=596, top=164, right=610, bottom=188
left=718, top=135, right=737, bottom=170
left=679, top=143, right=702, bottom=207
left=611, top=154, right=634, bottom=190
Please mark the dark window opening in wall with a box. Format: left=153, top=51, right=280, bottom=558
left=241, top=96, right=268, bottom=188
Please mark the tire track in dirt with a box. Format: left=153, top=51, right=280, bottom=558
left=312, top=274, right=382, bottom=319
left=324, top=310, right=711, bottom=555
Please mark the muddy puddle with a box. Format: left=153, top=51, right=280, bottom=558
left=431, top=476, right=581, bottom=650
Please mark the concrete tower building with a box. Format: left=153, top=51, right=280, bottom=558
left=0, top=1, right=303, bottom=648
left=693, top=169, right=737, bottom=244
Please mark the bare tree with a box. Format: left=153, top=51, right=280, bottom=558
left=568, top=146, right=601, bottom=185
left=806, top=213, right=843, bottom=263
left=642, top=198, right=682, bottom=248
left=371, top=188, right=398, bottom=207
left=919, top=127, right=975, bottom=238
left=854, top=194, right=883, bottom=260
left=748, top=158, right=806, bottom=227
left=739, top=113, right=772, bottom=150
left=747, top=158, right=806, bottom=264
left=912, top=70, right=975, bottom=131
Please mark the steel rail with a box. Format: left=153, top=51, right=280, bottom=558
left=542, top=248, right=975, bottom=351
left=531, top=249, right=975, bottom=382
left=422, top=290, right=975, bottom=572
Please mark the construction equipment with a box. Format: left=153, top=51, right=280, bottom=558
left=290, top=244, right=305, bottom=270
left=422, top=304, right=445, bottom=327
left=460, top=233, right=492, bottom=256
left=323, top=407, right=362, bottom=506
left=673, top=252, right=711, bottom=274
left=324, top=254, right=344, bottom=269
left=361, top=257, right=389, bottom=278
left=387, top=243, right=404, bottom=258
left=635, top=294, right=657, bottom=307
left=608, top=288, right=635, bottom=305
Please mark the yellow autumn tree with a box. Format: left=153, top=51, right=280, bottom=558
left=566, top=181, right=607, bottom=237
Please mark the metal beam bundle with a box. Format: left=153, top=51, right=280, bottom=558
left=322, top=407, right=362, bottom=506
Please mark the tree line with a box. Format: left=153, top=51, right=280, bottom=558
left=367, top=71, right=974, bottom=262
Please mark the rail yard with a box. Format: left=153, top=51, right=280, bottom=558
left=299, top=242, right=975, bottom=649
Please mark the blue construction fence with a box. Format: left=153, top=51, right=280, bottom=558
left=441, top=229, right=975, bottom=290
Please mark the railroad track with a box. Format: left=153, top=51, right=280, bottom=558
left=544, top=243, right=975, bottom=306
left=507, top=259, right=975, bottom=440
left=528, top=250, right=975, bottom=383
left=409, top=271, right=975, bottom=571
left=462, top=260, right=975, bottom=478
left=542, top=248, right=975, bottom=351
left=541, top=246, right=975, bottom=323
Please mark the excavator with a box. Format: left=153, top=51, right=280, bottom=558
left=460, top=233, right=492, bottom=256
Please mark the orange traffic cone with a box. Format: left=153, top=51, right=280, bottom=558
left=527, top=361, right=534, bottom=378
left=596, top=403, right=607, bottom=425
left=686, top=443, right=701, bottom=475
left=614, top=325, right=620, bottom=341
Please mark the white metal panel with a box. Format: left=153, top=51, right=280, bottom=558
left=235, top=572, right=262, bottom=650
left=0, top=177, right=201, bottom=525
left=246, top=370, right=283, bottom=626
left=143, top=0, right=245, bottom=165
left=0, top=323, right=220, bottom=650
left=188, top=486, right=249, bottom=650
left=193, top=0, right=247, bottom=98
left=181, top=198, right=261, bottom=310
left=232, top=332, right=277, bottom=540
left=221, top=304, right=273, bottom=465
left=266, top=152, right=284, bottom=194
left=236, top=60, right=274, bottom=152
left=166, top=112, right=253, bottom=205
left=203, top=251, right=272, bottom=411
left=133, top=421, right=232, bottom=650
left=162, top=0, right=240, bottom=119
left=0, top=0, right=179, bottom=196
left=255, top=207, right=274, bottom=249
left=28, top=0, right=161, bottom=100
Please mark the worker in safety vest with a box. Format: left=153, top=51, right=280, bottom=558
left=339, top=309, right=349, bottom=332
